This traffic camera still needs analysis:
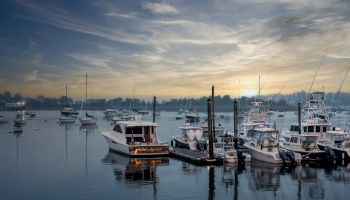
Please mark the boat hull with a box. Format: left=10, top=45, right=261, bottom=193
left=79, top=119, right=96, bottom=125
left=103, top=135, right=169, bottom=157
left=244, top=145, right=283, bottom=164
left=317, top=143, right=350, bottom=161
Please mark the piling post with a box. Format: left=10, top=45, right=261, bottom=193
left=153, top=96, right=156, bottom=123
left=207, top=98, right=214, bottom=159
left=211, top=84, right=216, bottom=138
left=233, top=100, right=238, bottom=149
left=298, top=102, right=301, bottom=134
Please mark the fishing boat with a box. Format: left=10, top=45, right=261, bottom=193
left=244, top=125, right=301, bottom=164
left=213, top=133, right=251, bottom=163
left=101, top=120, right=169, bottom=157
left=317, top=128, right=350, bottom=161
left=239, top=101, right=275, bottom=143
left=279, top=131, right=328, bottom=162
left=185, top=108, right=200, bottom=123
left=171, top=123, right=206, bottom=151
left=79, top=74, right=96, bottom=125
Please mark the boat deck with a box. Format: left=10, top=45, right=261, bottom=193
left=169, top=147, right=223, bottom=165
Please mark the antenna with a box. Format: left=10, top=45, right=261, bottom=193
left=335, top=65, right=350, bottom=100
left=308, top=55, right=325, bottom=94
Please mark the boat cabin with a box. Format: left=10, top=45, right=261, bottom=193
left=113, top=121, right=159, bottom=145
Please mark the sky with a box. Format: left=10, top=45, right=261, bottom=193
left=0, top=0, right=350, bottom=100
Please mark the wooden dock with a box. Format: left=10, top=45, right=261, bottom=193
left=169, top=147, right=223, bottom=165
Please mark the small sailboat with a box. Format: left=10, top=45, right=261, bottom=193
left=61, top=84, right=79, bottom=116
left=79, top=74, right=96, bottom=125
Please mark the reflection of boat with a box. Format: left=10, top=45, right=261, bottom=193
left=101, top=120, right=169, bottom=157
left=248, top=161, right=281, bottom=191
left=102, top=151, right=169, bottom=185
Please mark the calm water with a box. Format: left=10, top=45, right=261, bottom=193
left=0, top=111, right=350, bottom=200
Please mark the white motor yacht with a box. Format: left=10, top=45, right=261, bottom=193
left=171, top=124, right=206, bottom=151
left=101, top=120, right=169, bottom=157
left=244, top=126, right=302, bottom=164
left=317, top=129, right=350, bottom=161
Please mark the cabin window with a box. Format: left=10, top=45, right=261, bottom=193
left=303, top=127, right=307, bottom=132
left=283, top=136, right=290, bottom=142
left=126, top=126, right=143, bottom=135
left=316, top=126, right=320, bottom=132
left=127, top=137, right=143, bottom=144
left=290, top=137, right=298, bottom=143
left=307, top=126, right=314, bottom=133
left=323, top=127, right=327, bottom=132
left=290, top=125, right=300, bottom=132
left=113, top=125, right=122, bottom=133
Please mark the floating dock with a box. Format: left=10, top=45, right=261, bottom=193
left=169, top=147, right=223, bottom=165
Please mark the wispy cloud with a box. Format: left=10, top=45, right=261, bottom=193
left=143, top=2, right=179, bottom=14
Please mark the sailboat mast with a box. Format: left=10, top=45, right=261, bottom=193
left=258, top=75, right=261, bottom=98
left=85, top=73, right=88, bottom=102
left=65, top=84, right=68, bottom=105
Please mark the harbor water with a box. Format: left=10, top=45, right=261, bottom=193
left=0, top=111, right=350, bottom=200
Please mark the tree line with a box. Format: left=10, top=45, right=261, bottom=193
left=0, top=90, right=349, bottom=111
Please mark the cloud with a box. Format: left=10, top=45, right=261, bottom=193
left=30, top=53, right=42, bottom=64
left=143, top=2, right=179, bottom=14
left=24, top=70, right=38, bottom=81
left=28, top=39, right=37, bottom=48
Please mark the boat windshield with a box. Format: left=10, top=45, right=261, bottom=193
left=300, top=136, right=317, bottom=146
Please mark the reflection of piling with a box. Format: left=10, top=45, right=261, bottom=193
left=153, top=96, right=156, bottom=123
left=207, top=98, right=214, bottom=159
left=208, top=166, right=215, bottom=200
left=211, top=85, right=216, bottom=138
left=233, top=100, right=238, bottom=149
left=298, top=102, right=301, bottom=134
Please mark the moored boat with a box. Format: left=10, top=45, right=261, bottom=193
left=101, top=120, right=169, bottom=157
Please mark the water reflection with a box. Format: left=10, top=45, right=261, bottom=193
left=102, top=151, right=169, bottom=186
left=80, top=124, right=97, bottom=175
left=249, top=161, right=281, bottom=193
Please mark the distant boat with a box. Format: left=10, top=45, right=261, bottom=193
left=185, top=108, right=200, bottom=123
left=79, top=74, right=96, bottom=125
left=13, top=124, right=23, bottom=133
left=59, top=116, right=76, bottom=123
left=104, top=109, right=119, bottom=118
left=0, top=116, right=8, bottom=123
left=61, top=85, right=79, bottom=116
left=14, top=111, right=26, bottom=125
